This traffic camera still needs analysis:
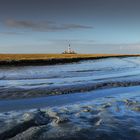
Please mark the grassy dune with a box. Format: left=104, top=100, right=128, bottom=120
left=0, top=54, right=139, bottom=61
left=0, top=54, right=139, bottom=66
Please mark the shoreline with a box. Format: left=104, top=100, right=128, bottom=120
left=0, top=54, right=140, bottom=66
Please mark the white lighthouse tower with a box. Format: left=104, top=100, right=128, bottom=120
left=67, top=44, right=71, bottom=53
left=62, top=44, right=77, bottom=54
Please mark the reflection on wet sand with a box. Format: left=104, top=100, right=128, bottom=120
left=1, top=90, right=140, bottom=140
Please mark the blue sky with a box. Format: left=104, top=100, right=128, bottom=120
left=0, top=0, right=140, bottom=54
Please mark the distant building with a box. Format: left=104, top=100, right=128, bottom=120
left=62, top=44, right=77, bottom=54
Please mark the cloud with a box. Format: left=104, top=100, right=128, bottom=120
left=5, top=19, right=93, bottom=32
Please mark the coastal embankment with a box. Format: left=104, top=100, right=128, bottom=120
left=0, top=54, right=140, bottom=66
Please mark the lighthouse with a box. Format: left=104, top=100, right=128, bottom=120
left=67, top=44, right=71, bottom=53
left=62, top=44, right=77, bottom=54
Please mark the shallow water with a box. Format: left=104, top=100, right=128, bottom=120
left=0, top=86, right=140, bottom=113
left=1, top=87, right=140, bottom=140
left=0, top=57, right=140, bottom=140
left=0, top=57, right=140, bottom=99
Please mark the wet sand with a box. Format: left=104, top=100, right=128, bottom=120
left=1, top=56, right=140, bottom=99
left=0, top=86, right=139, bottom=113
left=1, top=86, right=140, bottom=140
left=1, top=56, right=140, bottom=140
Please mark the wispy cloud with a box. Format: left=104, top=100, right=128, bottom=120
left=4, top=19, right=93, bottom=32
